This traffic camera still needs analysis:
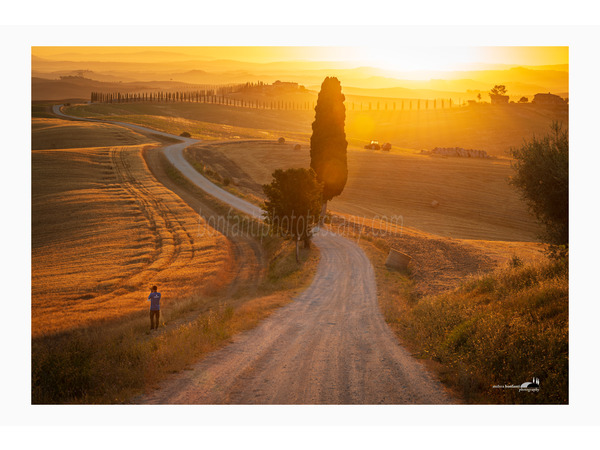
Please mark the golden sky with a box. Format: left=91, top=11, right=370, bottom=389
left=32, top=46, right=568, bottom=73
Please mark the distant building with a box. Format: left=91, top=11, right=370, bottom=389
left=273, top=80, right=299, bottom=89
left=489, top=94, right=509, bottom=104
left=532, top=92, right=566, bottom=105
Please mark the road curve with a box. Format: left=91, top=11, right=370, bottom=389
left=53, top=105, right=453, bottom=404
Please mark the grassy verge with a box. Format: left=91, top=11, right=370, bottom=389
left=182, top=147, right=266, bottom=208
left=31, top=154, right=319, bottom=404
left=359, top=237, right=568, bottom=404
left=32, top=239, right=317, bottom=404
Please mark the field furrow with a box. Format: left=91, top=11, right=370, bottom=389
left=32, top=119, right=233, bottom=336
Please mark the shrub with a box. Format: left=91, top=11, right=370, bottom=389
left=509, top=122, right=568, bottom=247
left=395, top=257, right=568, bottom=403
left=180, top=131, right=191, bottom=138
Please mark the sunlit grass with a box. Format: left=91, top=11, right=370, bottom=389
left=63, top=100, right=567, bottom=157
left=32, top=123, right=232, bottom=336
left=31, top=139, right=320, bottom=404
left=363, top=235, right=568, bottom=404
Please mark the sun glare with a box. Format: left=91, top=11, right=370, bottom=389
left=356, top=47, right=481, bottom=74
left=32, top=45, right=568, bottom=75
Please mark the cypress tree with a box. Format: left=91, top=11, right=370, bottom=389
left=309, top=77, right=348, bottom=219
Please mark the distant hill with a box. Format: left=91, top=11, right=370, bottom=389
left=32, top=55, right=568, bottom=97
left=31, top=76, right=194, bottom=101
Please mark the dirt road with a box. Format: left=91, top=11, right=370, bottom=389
left=141, top=230, right=452, bottom=404
left=54, top=105, right=454, bottom=404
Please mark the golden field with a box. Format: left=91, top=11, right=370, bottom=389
left=32, top=100, right=564, bottom=404
left=62, top=101, right=564, bottom=242
left=32, top=117, right=150, bottom=150
left=63, top=101, right=568, bottom=156
left=32, top=118, right=232, bottom=336
left=31, top=115, right=321, bottom=403
left=185, top=140, right=541, bottom=242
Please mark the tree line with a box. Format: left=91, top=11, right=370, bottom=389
left=90, top=89, right=460, bottom=112
left=90, top=89, right=317, bottom=110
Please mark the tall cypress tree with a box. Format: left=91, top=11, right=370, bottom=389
left=309, top=77, right=348, bottom=218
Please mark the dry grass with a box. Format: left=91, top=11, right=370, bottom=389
left=35, top=101, right=565, bottom=404
left=343, top=103, right=568, bottom=156
left=32, top=123, right=232, bottom=337
left=61, top=102, right=565, bottom=243
left=334, top=215, right=544, bottom=297
left=63, top=103, right=297, bottom=142
left=64, top=102, right=311, bottom=139
left=63, top=101, right=568, bottom=156
left=32, top=118, right=150, bottom=150
left=32, top=237, right=319, bottom=404
left=358, top=236, right=567, bottom=404
left=31, top=117, right=321, bottom=403
left=184, top=140, right=541, bottom=242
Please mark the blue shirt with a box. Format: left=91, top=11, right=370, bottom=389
left=148, top=292, right=161, bottom=310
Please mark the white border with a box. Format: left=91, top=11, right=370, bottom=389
left=2, top=4, right=600, bottom=444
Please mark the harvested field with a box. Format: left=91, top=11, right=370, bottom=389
left=32, top=118, right=149, bottom=150
left=332, top=215, right=544, bottom=297
left=32, top=134, right=232, bottom=336
left=64, top=102, right=568, bottom=156
left=185, top=140, right=542, bottom=242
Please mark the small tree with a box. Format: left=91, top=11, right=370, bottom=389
left=519, top=96, right=529, bottom=103
left=263, top=168, right=323, bottom=261
left=490, top=85, right=507, bottom=95
left=477, top=93, right=482, bottom=102
left=509, top=122, right=568, bottom=249
left=310, top=77, right=348, bottom=220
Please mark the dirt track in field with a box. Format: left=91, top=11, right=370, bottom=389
left=140, top=230, right=453, bottom=404
left=55, top=105, right=454, bottom=404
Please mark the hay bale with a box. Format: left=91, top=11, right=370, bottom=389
left=385, top=248, right=412, bottom=270
left=431, top=200, right=440, bottom=208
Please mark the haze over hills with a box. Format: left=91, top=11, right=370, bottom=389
left=31, top=48, right=568, bottom=101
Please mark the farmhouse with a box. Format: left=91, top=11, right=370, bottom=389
left=489, top=93, right=509, bottom=104
left=532, top=92, right=566, bottom=105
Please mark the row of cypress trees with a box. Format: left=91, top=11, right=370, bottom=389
left=90, top=90, right=316, bottom=110
left=90, top=90, right=457, bottom=111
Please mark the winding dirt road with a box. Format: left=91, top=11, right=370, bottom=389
left=53, top=105, right=454, bottom=404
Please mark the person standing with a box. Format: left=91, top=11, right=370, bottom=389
left=148, top=285, right=161, bottom=330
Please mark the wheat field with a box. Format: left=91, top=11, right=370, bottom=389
left=32, top=119, right=232, bottom=336
left=63, top=101, right=568, bottom=157
left=185, top=140, right=541, bottom=242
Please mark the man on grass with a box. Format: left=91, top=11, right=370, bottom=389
left=148, top=285, right=161, bottom=330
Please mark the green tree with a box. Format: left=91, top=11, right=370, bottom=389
left=263, top=168, right=323, bottom=261
left=310, top=77, right=348, bottom=220
left=510, top=122, right=568, bottom=248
